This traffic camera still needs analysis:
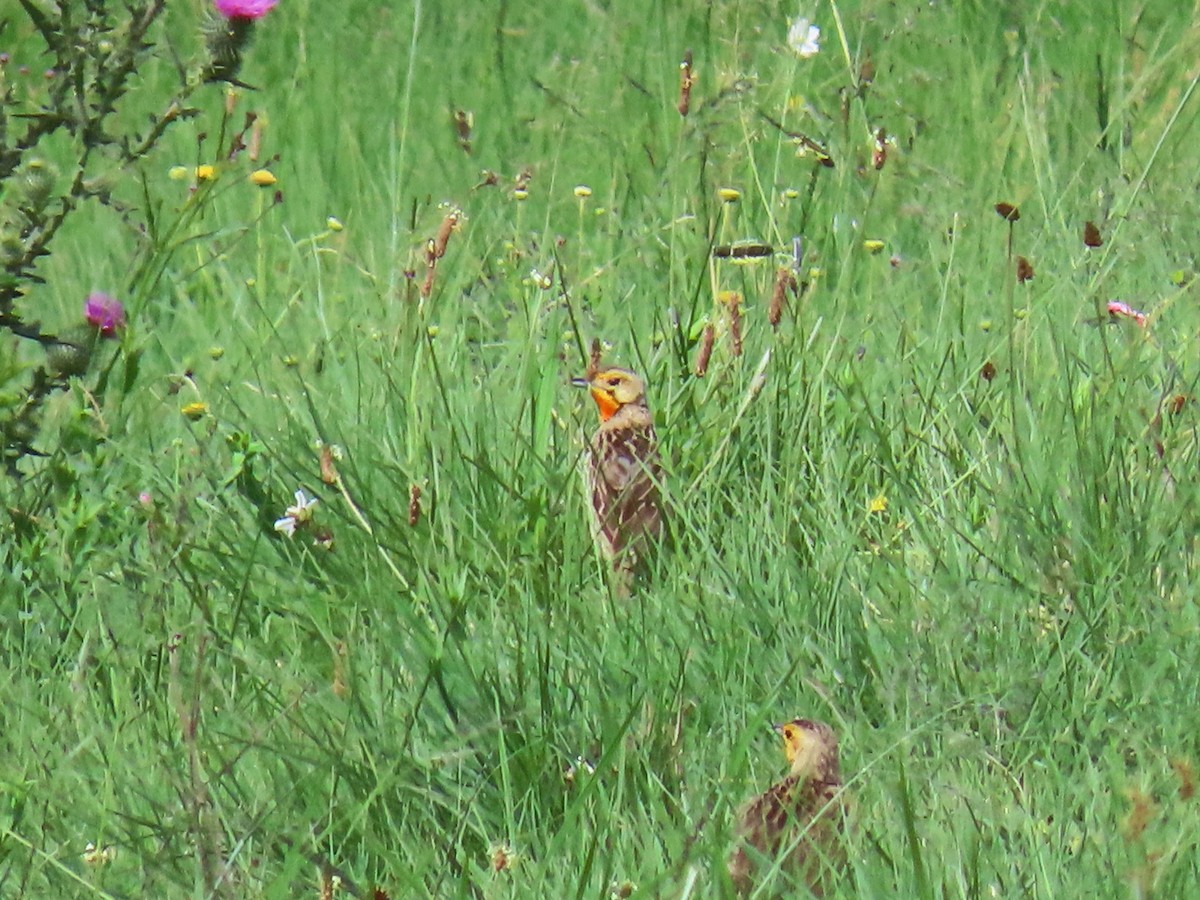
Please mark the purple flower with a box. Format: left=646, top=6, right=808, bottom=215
left=215, top=0, right=278, bottom=18
left=84, top=292, right=126, bottom=337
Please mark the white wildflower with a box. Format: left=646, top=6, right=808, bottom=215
left=788, top=16, right=821, bottom=58
left=274, top=489, right=319, bottom=537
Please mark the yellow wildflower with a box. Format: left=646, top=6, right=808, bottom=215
left=181, top=402, right=208, bottom=420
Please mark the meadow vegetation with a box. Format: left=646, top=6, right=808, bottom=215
left=2, top=0, right=1198, bottom=896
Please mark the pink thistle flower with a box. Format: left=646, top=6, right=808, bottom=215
left=84, top=292, right=126, bottom=337
left=1107, top=300, right=1147, bottom=328
left=215, top=0, right=278, bottom=18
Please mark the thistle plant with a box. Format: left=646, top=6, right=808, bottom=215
left=0, top=0, right=276, bottom=472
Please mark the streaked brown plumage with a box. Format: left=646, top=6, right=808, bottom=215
left=728, top=718, right=848, bottom=897
left=572, top=366, right=663, bottom=583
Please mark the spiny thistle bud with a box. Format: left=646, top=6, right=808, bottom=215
left=45, top=327, right=98, bottom=377
left=202, top=13, right=256, bottom=84
left=203, top=0, right=277, bottom=85
left=21, top=159, right=57, bottom=211
left=0, top=227, right=24, bottom=266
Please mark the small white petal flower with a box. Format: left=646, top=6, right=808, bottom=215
left=284, top=489, right=318, bottom=523
left=788, top=16, right=821, bottom=58
left=274, top=516, right=298, bottom=537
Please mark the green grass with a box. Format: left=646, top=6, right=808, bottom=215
left=3, top=0, right=1200, bottom=896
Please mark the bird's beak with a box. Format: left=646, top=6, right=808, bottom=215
left=770, top=722, right=785, bottom=735
left=570, top=377, right=590, bottom=389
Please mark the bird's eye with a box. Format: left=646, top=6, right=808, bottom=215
left=606, top=377, right=620, bottom=387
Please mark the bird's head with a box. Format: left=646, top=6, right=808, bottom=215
left=572, top=367, right=647, bottom=422
left=774, top=718, right=839, bottom=779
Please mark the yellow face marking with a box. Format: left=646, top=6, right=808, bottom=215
left=575, top=368, right=645, bottom=421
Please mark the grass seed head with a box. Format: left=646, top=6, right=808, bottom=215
left=769, top=267, right=796, bottom=327
left=408, top=484, right=422, bottom=526
left=677, top=49, right=695, bottom=117
left=694, top=323, right=715, bottom=376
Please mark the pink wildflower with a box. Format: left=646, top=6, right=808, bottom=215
left=1107, top=300, right=1147, bottom=328
left=214, top=0, right=277, bottom=19
left=84, top=292, right=126, bottom=337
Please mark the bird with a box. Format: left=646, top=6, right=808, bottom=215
left=728, top=718, right=849, bottom=897
left=572, top=364, right=664, bottom=588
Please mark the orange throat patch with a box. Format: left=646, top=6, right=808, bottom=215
left=591, top=388, right=620, bottom=422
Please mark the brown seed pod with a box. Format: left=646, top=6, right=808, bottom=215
left=728, top=299, right=744, bottom=358
left=1016, top=256, right=1035, bottom=283
left=769, top=267, right=797, bottom=327
left=1083, top=220, right=1103, bottom=247
left=712, top=242, right=773, bottom=260
left=432, top=209, right=460, bottom=259
left=994, top=202, right=1020, bottom=222
left=452, top=109, right=473, bottom=154
left=319, top=444, right=340, bottom=486
left=677, top=49, right=695, bottom=117
left=408, top=484, right=422, bottom=527
left=872, top=128, right=887, bottom=170
left=421, top=239, right=438, bottom=298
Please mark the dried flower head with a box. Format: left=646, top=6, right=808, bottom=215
left=319, top=443, right=341, bottom=486
left=490, top=844, right=517, bottom=873
left=1016, top=256, right=1035, bottom=283
left=994, top=202, right=1020, bottom=222
left=1083, top=221, right=1103, bottom=247
left=769, top=267, right=797, bottom=327
left=432, top=208, right=462, bottom=259
left=1122, top=787, right=1156, bottom=841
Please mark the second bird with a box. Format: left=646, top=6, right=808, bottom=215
left=573, top=365, right=664, bottom=588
